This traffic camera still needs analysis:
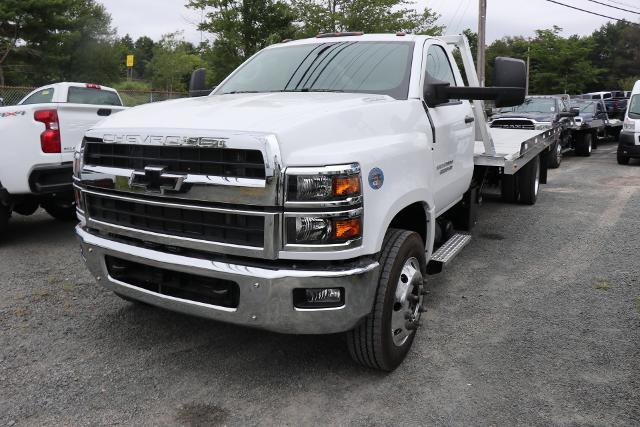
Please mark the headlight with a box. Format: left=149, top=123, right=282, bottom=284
left=623, top=120, right=636, bottom=131
left=285, top=209, right=362, bottom=246
left=286, top=164, right=361, bottom=205
left=284, top=164, right=363, bottom=249
left=534, top=123, right=552, bottom=130
left=73, top=138, right=86, bottom=178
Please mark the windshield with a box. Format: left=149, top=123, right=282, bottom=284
left=629, top=95, right=640, bottom=119
left=571, top=101, right=596, bottom=114
left=67, top=87, right=122, bottom=106
left=499, top=98, right=556, bottom=114
left=216, top=41, right=415, bottom=99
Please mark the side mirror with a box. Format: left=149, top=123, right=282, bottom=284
left=570, top=107, right=580, bottom=117
left=189, top=68, right=210, bottom=97
left=0, top=97, right=4, bottom=107
left=424, top=57, right=526, bottom=108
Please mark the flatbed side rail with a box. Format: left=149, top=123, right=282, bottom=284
left=474, top=127, right=560, bottom=174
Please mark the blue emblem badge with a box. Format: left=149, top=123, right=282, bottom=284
left=368, top=167, right=384, bottom=190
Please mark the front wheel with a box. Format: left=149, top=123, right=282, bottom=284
left=42, top=200, right=77, bottom=221
left=575, top=133, right=593, bottom=157
left=347, top=229, right=426, bottom=371
left=617, top=153, right=630, bottom=165
left=0, top=204, right=10, bottom=236
left=547, top=140, right=562, bottom=169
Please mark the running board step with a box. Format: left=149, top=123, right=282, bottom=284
left=427, top=233, right=472, bottom=275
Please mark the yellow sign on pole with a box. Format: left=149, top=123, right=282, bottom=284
left=126, top=55, right=134, bottom=68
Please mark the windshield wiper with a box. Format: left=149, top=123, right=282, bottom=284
left=223, top=90, right=261, bottom=94
left=278, top=88, right=345, bottom=93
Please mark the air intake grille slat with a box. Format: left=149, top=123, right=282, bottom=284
left=84, top=143, right=266, bottom=179
left=86, top=194, right=265, bottom=247
left=490, top=119, right=535, bottom=130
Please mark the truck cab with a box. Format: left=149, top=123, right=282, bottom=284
left=74, top=34, right=533, bottom=370
left=618, top=80, right=640, bottom=165
left=0, top=83, right=125, bottom=235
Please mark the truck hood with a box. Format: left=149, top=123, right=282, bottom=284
left=92, top=92, right=394, bottom=134
left=89, top=92, right=410, bottom=164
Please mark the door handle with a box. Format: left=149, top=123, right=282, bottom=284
left=465, top=115, right=475, bottom=124
left=97, top=109, right=112, bottom=117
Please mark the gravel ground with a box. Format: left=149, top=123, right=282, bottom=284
left=1, top=143, right=639, bottom=426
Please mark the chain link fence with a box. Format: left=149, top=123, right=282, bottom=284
left=0, top=86, right=187, bottom=107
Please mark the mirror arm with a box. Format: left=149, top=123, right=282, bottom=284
left=444, top=86, right=524, bottom=102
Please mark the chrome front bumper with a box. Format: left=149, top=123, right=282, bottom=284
left=76, top=226, right=379, bottom=334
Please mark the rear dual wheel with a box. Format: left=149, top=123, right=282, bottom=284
left=347, top=229, right=427, bottom=371
left=501, top=155, right=540, bottom=205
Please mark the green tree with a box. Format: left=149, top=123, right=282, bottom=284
left=0, top=0, right=120, bottom=86
left=590, top=21, right=640, bottom=90
left=133, top=36, right=156, bottom=80
left=187, top=0, right=297, bottom=84
left=292, top=0, right=442, bottom=36
left=148, top=32, right=204, bottom=92
left=486, top=27, right=602, bottom=94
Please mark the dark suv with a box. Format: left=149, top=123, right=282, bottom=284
left=489, top=95, right=575, bottom=167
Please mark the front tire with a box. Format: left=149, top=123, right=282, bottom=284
left=617, top=152, right=630, bottom=165
left=547, top=140, right=562, bottom=169
left=42, top=200, right=77, bottom=221
left=347, top=229, right=426, bottom=371
left=575, top=133, right=593, bottom=157
left=0, top=204, right=10, bottom=236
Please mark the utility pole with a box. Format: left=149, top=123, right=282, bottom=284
left=477, top=0, right=487, bottom=87
left=526, top=46, right=530, bottom=96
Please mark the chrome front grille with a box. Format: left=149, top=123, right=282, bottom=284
left=84, top=142, right=266, bottom=179
left=490, top=119, right=535, bottom=130
left=81, top=189, right=280, bottom=258
left=77, top=131, right=283, bottom=259
left=86, top=193, right=265, bottom=247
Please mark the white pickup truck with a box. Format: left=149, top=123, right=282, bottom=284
left=74, top=34, right=556, bottom=371
left=0, top=83, right=125, bottom=234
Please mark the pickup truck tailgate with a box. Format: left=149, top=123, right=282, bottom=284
left=58, top=104, right=126, bottom=154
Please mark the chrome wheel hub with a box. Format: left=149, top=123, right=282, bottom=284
left=391, top=257, right=424, bottom=347
left=534, top=160, right=540, bottom=196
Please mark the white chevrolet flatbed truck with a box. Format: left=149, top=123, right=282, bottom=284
left=74, top=34, right=557, bottom=370
left=0, top=83, right=125, bottom=233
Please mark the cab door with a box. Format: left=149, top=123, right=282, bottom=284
left=421, top=42, right=475, bottom=215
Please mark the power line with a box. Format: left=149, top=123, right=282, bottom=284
left=446, top=0, right=466, bottom=33
left=602, top=0, right=640, bottom=12
left=541, top=0, right=640, bottom=23
left=586, top=0, right=640, bottom=14
left=453, top=0, right=473, bottom=33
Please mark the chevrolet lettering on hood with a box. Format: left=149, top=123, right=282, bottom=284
left=101, top=133, right=227, bottom=148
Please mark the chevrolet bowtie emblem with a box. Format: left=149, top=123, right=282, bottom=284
left=129, top=166, right=185, bottom=194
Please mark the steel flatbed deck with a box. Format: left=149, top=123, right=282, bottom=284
left=474, top=127, right=559, bottom=174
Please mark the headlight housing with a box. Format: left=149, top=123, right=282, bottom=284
left=285, top=209, right=363, bottom=246
left=534, top=123, right=552, bottom=130
left=284, top=164, right=363, bottom=249
left=285, top=164, right=361, bottom=206
left=623, top=120, right=636, bottom=131
left=73, top=138, right=86, bottom=178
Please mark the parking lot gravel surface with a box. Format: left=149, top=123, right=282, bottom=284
left=1, top=143, right=639, bottom=426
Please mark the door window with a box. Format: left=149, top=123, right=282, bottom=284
left=20, top=88, right=55, bottom=105
left=425, top=45, right=457, bottom=86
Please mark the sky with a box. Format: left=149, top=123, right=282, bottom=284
left=97, top=0, right=640, bottom=44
